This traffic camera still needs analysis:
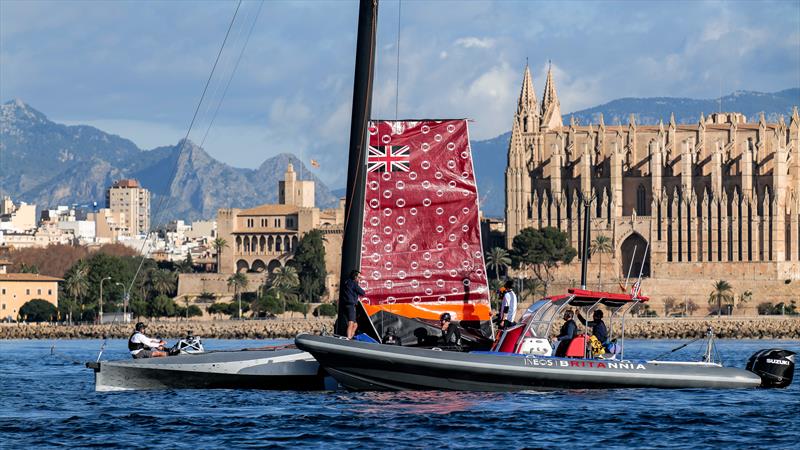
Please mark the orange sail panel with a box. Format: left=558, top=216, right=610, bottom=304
left=359, top=120, right=490, bottom=321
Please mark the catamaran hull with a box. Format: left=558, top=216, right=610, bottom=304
left=295, top=334, right=764, bottom=391
left=88, top=348, right=328, bottom=391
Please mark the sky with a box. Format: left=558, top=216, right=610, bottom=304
left=1, top=0, right=799, bottom=188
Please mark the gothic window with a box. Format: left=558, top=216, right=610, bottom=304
left=636, top=185, right=647, bottom=215
left=523, top=116, right=528, bottom=133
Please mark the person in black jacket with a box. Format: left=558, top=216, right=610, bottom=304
left=577, top=309, right=608, bottom=346
left=553, top=310, right=578, bottom=357
left=438, top=312, right=461, bottom=348
left=340, top=270, right=365, bottom=339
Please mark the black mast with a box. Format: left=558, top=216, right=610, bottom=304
left=336, top=0, right=378, bottom=335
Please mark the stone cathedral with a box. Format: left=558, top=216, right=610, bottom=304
left=505, top=64, right=800, bottom=291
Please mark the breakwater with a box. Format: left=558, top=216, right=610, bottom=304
left=2, top=316, right=799, bottom=340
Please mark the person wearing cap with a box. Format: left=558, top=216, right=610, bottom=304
left=552, top=310, right=578, bottom=357
left=499, top=280, right=518, bottom=329
left=128, top=322, right=168, bottom=359
left=340, top=269, right=366, bottom=339
left=438, top=312, right=462, bottom=347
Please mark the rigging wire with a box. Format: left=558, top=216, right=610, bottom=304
left=196, top=6, right=251, bottom=143
left=125, top=0, right=244, bottom=302
left=199, top=0, right=264, bottom=148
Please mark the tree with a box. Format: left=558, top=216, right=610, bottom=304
left=684, top=299, right=699, bottom=316
left=186, top=305, right=203, bottom=318
left=227, top=272, right=248, bottom=319
left=176, top=252, right=194, bottom=274
left=737, top=290, right=753, bottom=312
left=589, top=235, right=612, bottom=290
left=510, top=227, right=577, bottom=296
left=315, top=303, right=337, bottom=317
left=485, top=247, right=511, bottom=283
left=150, top=294, right=177, bottom=317
left=149, top=269, right=177, bottom=297
left=207, top=302, right=230, bottom=319
left=63, top=260, right=89, bottom=324
left=252, top=293, right=283, bottom=316
left=213, top=238, right=228, bottom=274
left=19, top=299, right=57, bottom=322
left=708, top=280, right=734, bottom=316
left=291, top=230, right=327, bottom=302
left=663, top=296, right=677, bottom=316
left=129, top=298, right=148, bottom=319
left=19, top=263, right=39, bottom=274
left=266, top=266, right=300, bottom=314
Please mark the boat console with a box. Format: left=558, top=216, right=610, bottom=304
left=491, top=288, right=648, bottom=359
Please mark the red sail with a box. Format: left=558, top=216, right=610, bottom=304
left=359, top=120, right=490, bottom=322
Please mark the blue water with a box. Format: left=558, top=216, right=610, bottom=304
left=1, top=338, right=798, bottom=449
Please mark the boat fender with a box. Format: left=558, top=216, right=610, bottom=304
left=746, top=349, right=795, bottom=388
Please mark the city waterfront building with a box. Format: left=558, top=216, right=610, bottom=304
left=178, top=164, right=344, bottom=301
left=0, top=196, right=36, bottom=232
left=106, top=179, right=150, bottom=236
left=504, top=64, right=800, bottom=309
left=0, top=267, right=61, bottom=321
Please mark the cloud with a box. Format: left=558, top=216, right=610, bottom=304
left=3, top=0, right=798, bottom=191
left=454, top=37, right=495, bottom=49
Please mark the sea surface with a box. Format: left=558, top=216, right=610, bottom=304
left=1, top=338, right=798, bottom=449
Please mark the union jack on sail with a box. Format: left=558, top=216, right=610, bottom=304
left=367, top=145, right=410, bottom=172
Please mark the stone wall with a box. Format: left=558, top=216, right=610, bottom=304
left=2, top=317, right=798, bottom=339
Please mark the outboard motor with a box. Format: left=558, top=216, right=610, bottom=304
left=746, top=349, right=795, bottom=388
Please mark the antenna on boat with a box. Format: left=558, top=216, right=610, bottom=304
left=579, top=195, right=594, bottom=290
left=623, top=245, right=637, bottom=291
left=335, top=0, right=378, bottom=335
left=632, top=241, right=649, bottom=298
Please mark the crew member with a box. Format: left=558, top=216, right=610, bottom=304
left=341, top=269, right=366, bottom=339
left=499, top=280, right=518, bottom=329
left=553, top=310, right=577, bottom=357
left=128, top=322, right=168, bottom=359
left=577, top=309, right=609, bottom=345
left=439, top=312, right=462, bottom=348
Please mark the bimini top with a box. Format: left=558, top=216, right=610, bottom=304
left=546, top=288, right=649, bottom=308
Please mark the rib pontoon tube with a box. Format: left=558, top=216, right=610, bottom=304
left=295, top=334, right=764, bottom=391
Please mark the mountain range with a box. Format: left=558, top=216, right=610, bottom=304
left=0, top=99, right=338, bottom=223
left=1, top=88, right=797, bottom=221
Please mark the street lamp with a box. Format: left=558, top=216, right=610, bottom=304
left=99, top=276, right=112, bottom=324
left=115, top=282, right=131, bottom=323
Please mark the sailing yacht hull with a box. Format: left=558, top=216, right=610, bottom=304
left=295, top=334, right=763, bottom=391
left=89, top=348, right=327, bottom=391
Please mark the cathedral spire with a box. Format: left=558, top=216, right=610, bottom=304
left=540, top=61, right=562, bottom=129
left=516, top=63, right=538, bottom=118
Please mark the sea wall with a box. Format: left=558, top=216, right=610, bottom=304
left=2, top=317, right=799, bottom=340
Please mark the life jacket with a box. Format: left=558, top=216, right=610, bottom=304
left=128, top=331, right=146, bottom=351
left=589, top=335, right=605, bottom=357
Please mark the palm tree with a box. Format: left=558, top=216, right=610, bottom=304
left=149, top=269, right=177, bottom=297
left=63, top=261, right=89, bottom=325
left=737, top=290, right=753, bottom=313
left=227, top=272, right=248, bottom=319
left=485, top=247, right=511, bottom=283
left=708, top=280, right=734, bottom=316
left=268, top=266, right=300, bottom=315
left=213, top=238, right=228, bottom=274
left=590, top=235, right=612, bottom=290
